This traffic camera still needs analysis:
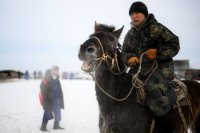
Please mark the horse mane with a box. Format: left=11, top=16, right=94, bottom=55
left=94, top=23, right=123, bottom=51
left=95, top=23, right=116, bottom=33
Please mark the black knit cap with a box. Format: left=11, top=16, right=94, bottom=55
left=129, top=1, right=148, bottom=17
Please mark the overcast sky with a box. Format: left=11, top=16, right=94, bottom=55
left=0, top=0, right=200, bottom=73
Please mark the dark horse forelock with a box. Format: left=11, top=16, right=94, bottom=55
left=95, top=23, right=116, bottom=33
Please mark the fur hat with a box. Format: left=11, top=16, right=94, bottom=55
left=129, top=1, right=148, bottom=17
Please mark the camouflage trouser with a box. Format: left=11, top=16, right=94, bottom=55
left=144, top=67, right=174, bottom=117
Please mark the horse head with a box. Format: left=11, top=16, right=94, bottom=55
left=78, top=22, right=124, bottom=73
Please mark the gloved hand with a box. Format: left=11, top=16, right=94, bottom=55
left=145, top=49, right=157, bottom=60
left=128, top=57, right=139, bottom=65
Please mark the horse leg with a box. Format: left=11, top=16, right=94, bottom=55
left=99, top=113, right=107, bottom=133
left=194, top=115, right=200, bottom=133
left=182, top=80, right=200, bottom=133
left=190, top=115, right=200, bottom=133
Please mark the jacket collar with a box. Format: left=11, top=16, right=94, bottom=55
left=131, top=13, right=157, bottom=31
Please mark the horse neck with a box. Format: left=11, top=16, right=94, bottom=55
left=95, top=51, right=126, bottom=84
left=94, top=53, right=133, bottom=113
left=95, top=62, right=120, bottom=81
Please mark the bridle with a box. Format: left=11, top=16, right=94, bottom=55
left=89, top=36, right=127, bottom=75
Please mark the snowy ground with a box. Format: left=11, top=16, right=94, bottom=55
left=0, top=79, right=99, bottom=133
left=0, top=79, right=197, bottom=133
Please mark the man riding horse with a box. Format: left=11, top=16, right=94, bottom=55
left=122, top=2, right=180, bottom=133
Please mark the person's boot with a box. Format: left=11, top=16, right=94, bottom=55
left=40, top=122, right=48, bottom=132
left=155, top=108, right=177, bottom=133
left=53, top=121, right=64, bottom=130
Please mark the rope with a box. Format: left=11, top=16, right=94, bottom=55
left=91, top=52, right=157, bottom=102
left=132, top=52, right=158, bottom=89
left=132, top=77, right=146, bottom=102
left=93, top=74, right=135, bottom=102
left=130, top=52, right=158, bottom=102
left=149, top=119, right=155, bottom=133
left=89, top=36, right=157, bottom=102
left=176, top=101, right=188, bottom=132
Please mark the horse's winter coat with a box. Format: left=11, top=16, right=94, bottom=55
left=78, top=22, right=200, bottom=133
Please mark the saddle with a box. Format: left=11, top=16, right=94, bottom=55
left=169, top=79, right=190, bottom=107
left=148, top=80, right=191, bottom=133
left=135, top=78, right=191, bottom=132
left=136, top=78, right=190, bottom=107
left=169, top=79, right=192, bottom=132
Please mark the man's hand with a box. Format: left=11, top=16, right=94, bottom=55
left=145, top=49, right=157, bottom=60
left=128, top=57, right=139, bottom=65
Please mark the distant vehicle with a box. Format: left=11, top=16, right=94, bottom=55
left=185, top=69, right=200, bottom=80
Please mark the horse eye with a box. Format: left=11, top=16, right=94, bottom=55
left=108, top=36, right=114, bottom=41
left=87, top=46, right=95, bottom=53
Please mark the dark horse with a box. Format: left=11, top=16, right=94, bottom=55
left=78, top=22, right=200, bottom=133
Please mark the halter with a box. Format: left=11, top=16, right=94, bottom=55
left=89, top=36, right=126, bottom=75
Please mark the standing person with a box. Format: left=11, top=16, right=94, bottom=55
left=33, top=71, right=37, bottom=79
left=24, top=70, right=30, bottom=80
left=40, top=66, right=64, bottom=131
left=122, top=1, right=180, bottom=133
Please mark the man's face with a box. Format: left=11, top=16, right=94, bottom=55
left=130, top=12, right=146, bottom=28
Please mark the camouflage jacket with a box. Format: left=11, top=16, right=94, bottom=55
left=122, top=14, right=180, bottom=78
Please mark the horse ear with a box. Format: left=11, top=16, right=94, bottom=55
left=114, top=25, right=124, bottom=39
left=94, top=21, right=98, bottom=32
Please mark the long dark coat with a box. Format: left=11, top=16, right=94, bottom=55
left=40, top=76, right=64, bottom=111
left=122, top=14, right=180, bottom=116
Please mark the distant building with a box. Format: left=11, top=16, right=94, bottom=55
left=174, top=60, right=189, bottom=79
left=185, top=69, right=200, bottom=80
left=0, top=70, right=24, bottom=79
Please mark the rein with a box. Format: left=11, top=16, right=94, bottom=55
left=88, top=36, right=158, bottom=102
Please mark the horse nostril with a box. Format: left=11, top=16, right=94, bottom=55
left=87, top=47, right=95, bottom=53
